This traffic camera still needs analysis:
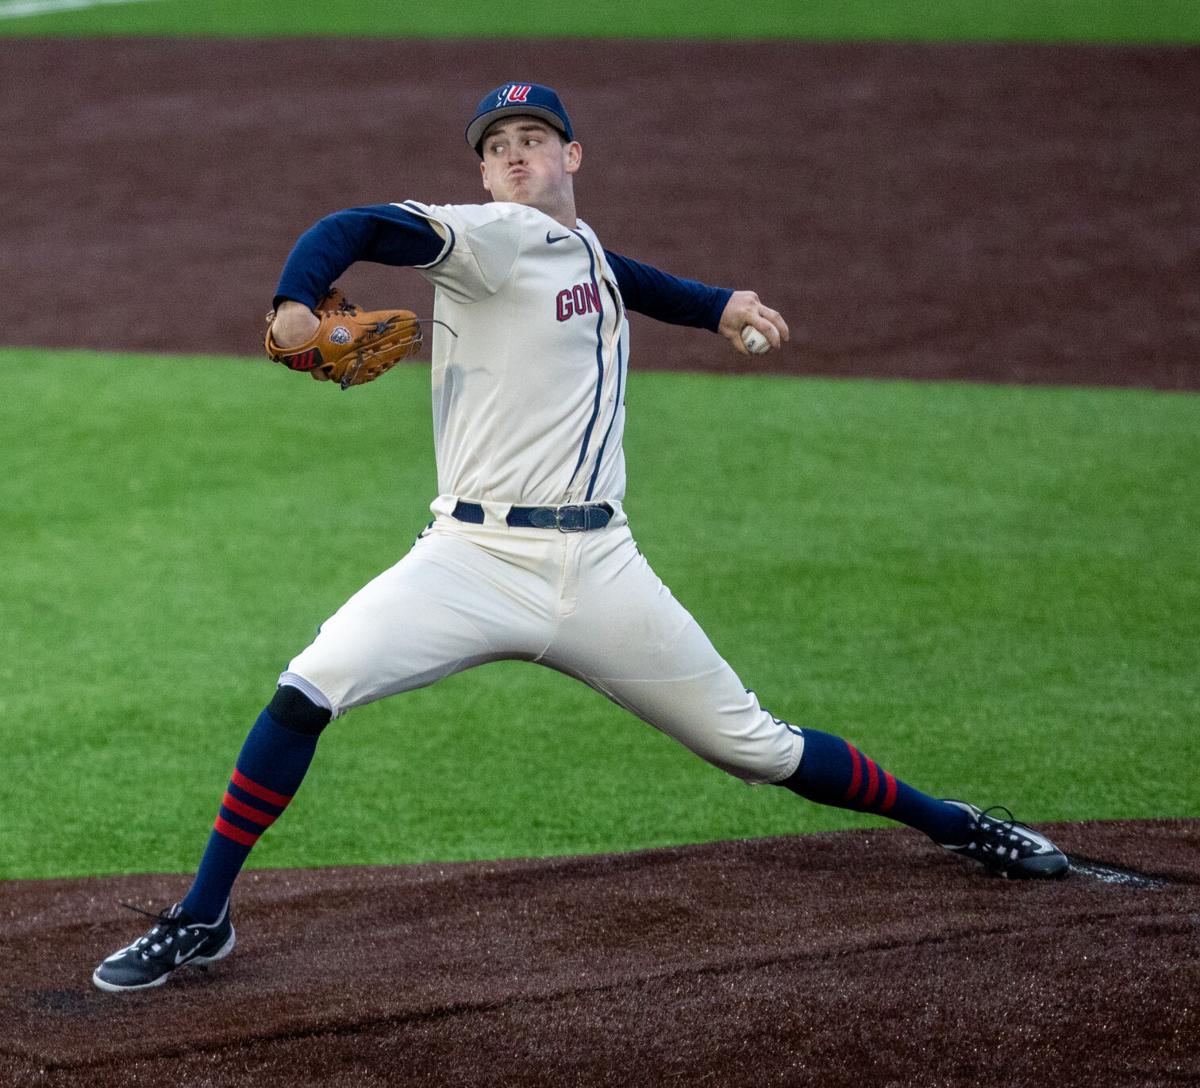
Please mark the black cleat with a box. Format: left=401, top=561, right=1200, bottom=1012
left=940, top=801, right=1069, bottom=879
left=92, top=901, right=235, bottom=992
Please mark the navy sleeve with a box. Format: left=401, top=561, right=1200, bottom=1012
left=603, top=250, right=733, bottom=333
left=273, top=204, right=444, bottom=308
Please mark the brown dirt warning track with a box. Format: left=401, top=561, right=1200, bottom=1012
left=2, top=38, right=1199, bottom=387
left=1, top=36, right=1198, bottom=1088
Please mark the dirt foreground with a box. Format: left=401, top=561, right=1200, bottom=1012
left=0, top=821, right=1196, bottom=1087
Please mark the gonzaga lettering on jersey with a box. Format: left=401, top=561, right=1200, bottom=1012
left=399, top=200, right=629, bottom=508
left=556, top=282, right=602, bottom=322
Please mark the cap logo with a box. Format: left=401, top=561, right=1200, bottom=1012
left=499, top=84, right=531, bottom=106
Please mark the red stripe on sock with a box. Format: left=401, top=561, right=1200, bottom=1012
left=214, top=815, right=260, bottom=847
left=862, top=759, right=881, bottom=806
left=843, top=744, right=863, bottom=802
left=880, top=772, right=898, bottom=813
left=231, top=768, right=293, bottom=808
left=221, top=791, right=276, bottom=827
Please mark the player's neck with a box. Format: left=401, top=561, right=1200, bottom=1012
left=522, top=192, right=577, bottom=229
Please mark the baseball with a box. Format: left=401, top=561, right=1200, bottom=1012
left=740, top=325, right=771, bottom=355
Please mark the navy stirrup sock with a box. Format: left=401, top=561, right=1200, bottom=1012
left=181, top=708, right=320, bottom=924
left=779, top=728, right=970, bottom=845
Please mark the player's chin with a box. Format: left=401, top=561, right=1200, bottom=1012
left=500, top=181, right=531, bottom=202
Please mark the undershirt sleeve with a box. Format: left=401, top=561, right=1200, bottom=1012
left=273, top=204, right=445, bottom=308
left=603, top=249, right=733, bottom=332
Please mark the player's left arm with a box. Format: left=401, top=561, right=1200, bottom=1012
left=604, top=250, right=788, bottom=355
left=270, top=205, right=445, bottom=348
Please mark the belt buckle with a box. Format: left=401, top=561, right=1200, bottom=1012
left=525, top=503, right=606, bottom=532
left=554, top=504, right=586, bottom=532
left=525, top=505, right=567, bottom=530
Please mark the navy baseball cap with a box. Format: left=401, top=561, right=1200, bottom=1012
left=466, top=82, right=574, bottom=155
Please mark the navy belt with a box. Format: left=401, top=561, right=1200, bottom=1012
left=451, top=500, right=613, bottom=532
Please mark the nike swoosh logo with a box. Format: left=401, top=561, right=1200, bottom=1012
left=546, top=232, right=571, bottom=244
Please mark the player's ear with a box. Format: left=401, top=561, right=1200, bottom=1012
left=564, top=140, right=582, bottom=175
left=480, top=159, right=491, bottom=193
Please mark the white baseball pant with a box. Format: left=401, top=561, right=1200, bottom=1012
left=282, top=502, right=804, bottom=784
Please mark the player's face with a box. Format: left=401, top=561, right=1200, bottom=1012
left=479, top=117, right=582, bottom=219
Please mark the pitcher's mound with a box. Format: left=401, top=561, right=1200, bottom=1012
left=2, top=820, right=1196, bottom=1087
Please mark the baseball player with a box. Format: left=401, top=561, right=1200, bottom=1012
left=92, top=82, right=1068, bottom=993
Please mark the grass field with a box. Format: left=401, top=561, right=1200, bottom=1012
left=1, top=348, right=1196, bottom=881
left=1, top=0, right=1199, bottom=41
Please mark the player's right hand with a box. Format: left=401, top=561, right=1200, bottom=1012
left=718, top=291, right=788, bottom=355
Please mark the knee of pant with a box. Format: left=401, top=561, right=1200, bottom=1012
left=267, top=684, right=332, bottom=735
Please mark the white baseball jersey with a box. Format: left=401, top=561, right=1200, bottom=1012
left=283, top=200, right=804, bottom=786
left=400, top=200, right=628, bottom=513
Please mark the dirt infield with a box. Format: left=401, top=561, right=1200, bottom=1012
left=1, top=821, right=1196, bottom=1087
left=3, top=38, right=1198, bottom=388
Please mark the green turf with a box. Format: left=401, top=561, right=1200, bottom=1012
left=0, top=348, right=1196, bottom=880
left=1, top=0, right=1198, bottom=42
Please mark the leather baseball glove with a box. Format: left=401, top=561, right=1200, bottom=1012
left=264, top=288, right=422, bottom=389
